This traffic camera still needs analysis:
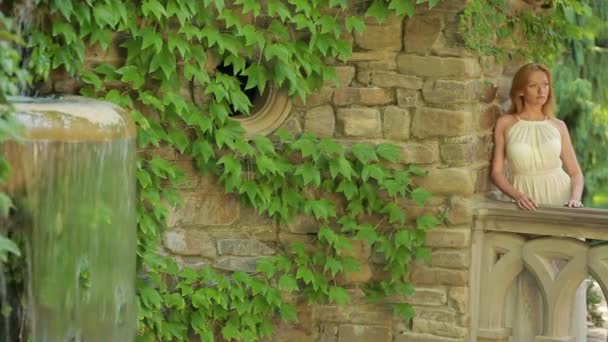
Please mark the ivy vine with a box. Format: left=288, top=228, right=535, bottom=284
left=1, top=0, right=451, bottom=340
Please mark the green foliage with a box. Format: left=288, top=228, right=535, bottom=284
left=462, top=0, right=593, bottom=64
left=552, top=0, right=608, bottom=207
left=0, top=11, right=26, bottom=263
left=9, top=0, right=447, bottom=340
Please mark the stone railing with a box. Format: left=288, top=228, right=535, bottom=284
left=470, top=199, right=608, bottom=342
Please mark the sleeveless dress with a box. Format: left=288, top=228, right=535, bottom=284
left=504, top=116, right=586, bottom=341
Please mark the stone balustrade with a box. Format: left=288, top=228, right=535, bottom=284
left=471, top=199, right=608, bottom=342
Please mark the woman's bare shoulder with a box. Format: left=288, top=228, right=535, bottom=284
left=495, top=114, right=518, bottom=131
left=548, top=117, right=568, bottom=132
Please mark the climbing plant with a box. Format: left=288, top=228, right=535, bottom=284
left=6, top=0, right=444, bottom=340
left=0, top=10, right=27, bottom=263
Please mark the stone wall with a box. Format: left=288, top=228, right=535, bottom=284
left=38, top=1, right=508, bottom=341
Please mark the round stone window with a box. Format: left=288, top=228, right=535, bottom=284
left=216, top=63, right=292, bottom=139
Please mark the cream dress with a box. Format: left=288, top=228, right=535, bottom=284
left=504, top=116, right=586, bottom=341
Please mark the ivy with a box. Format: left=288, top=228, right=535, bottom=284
left=2, top=0, right=450, bottom=341
left=0, top=10, right=27, bottom=263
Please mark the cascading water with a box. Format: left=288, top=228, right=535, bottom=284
left=1, top=96, right=137, bottom=341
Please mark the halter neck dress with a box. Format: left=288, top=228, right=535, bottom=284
left=504, top=115, right=585, bottom=341
left=506, top=116, right=570, bottom=205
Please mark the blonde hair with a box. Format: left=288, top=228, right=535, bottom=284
left=508, top=63, right=555, bottom=116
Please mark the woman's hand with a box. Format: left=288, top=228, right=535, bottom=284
left=516, top=194, right=538, bottom=211
left=565, top=199, right=584, bottom=208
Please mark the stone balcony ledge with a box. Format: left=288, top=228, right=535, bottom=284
left=474, top=198, right=608, bottom=240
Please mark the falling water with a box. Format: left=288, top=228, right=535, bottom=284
left=1, top=96, right=137, bottom=341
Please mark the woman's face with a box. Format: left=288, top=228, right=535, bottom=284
left=520, top=70, right=550, bottom=107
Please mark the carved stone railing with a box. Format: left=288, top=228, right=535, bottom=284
left=470, top=199, right=608, bottom=342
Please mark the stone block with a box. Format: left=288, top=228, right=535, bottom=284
left=411, top=265, right=468, bottom=286
left=382, top=106, right=411, bottom=140
left=397, top=55, right=481, bottom=79
left=281, top=214, right=320, bottom=234
left=213, top=256, right=265, bottom=272
left=414, top=306, right=459, bottom=325
left=480, top=104, right=501, bottom=131
left=415, top=168, right=475, bottom=195
left=422, top=80, right=479, bottom=106
left=397, top=141, right=439, bottom=164
left=431, top=249, right=469, bottom=269
left=318, top=324, right=338, bottom=342
left=354, top=19, right=402, bottom=51
left=371, top=71, right=423, bottom=89
left=294, top=87, right=333, bottom=107
left=163, top=228, right=217, bottom=257
left=440, top=142, right=473, bottom=165
left=304, top=105, right=336, bottom=137
left=278, top=116, right=303, bottom=137
left=394, top=332, right=464, bottom=342
left=333, top=87, right=394, bottom=106
left=350, top=51, right=398, bottom=62
left=397, top=89, right=423, bottom=108
left=412, top=318, right=467, bottom=338
left=330, top=66, right=356, bottom=87
left=217, top=239, right=275, bottom=256
left=446, top=196, right=473, bottom=225
left=448, top=286, right=468, bottom=313
left=337, top=324, right=391, bottom=342
left=405, top=15, right=443, bottom=54
left=336, top=108, right=382, bottom=138
left=167, top=191, right=240, bottom=226
left=425, top=228, right=470, bottom=248
left=406, top=287, right=447, bottom=306
left=412, top=107, right=472, bottom=138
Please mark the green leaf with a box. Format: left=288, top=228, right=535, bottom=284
left=324, top=257, right=342, bottom=277
left=140, top=27, right=162, bottom=53
left=345, top=16, right=366, bottom=33
left=221, top=321, right=241, bottom=340
left=411, top=188, right=431, bottom=206
left=382, top=203, right=406, bottom=225
left=294, top=162, right=321, bottom=187
left=336, top=180, right=358, bottom=200
left=416, top=214, right=439, bottom=231
left=280, top=303, right=298, bottom=321
left=351, top=143, right=379, bottom=164
left=0, top=234, right=20, bottom=258
left=415, top=246, right=432, bottom=262
left=142, top=0, right=167, bottom=20
left=361, top=164, right=385, bottom=183
left=376, top=143, right=400, bottom=162
left=0, top=193, right=12, bottom=218
left=394, top=303, right=415, bottom=320
left=296, top=267, right=315, bottom=285
left=388, top=0, right=415, bottom=17
left=354, top=224, right=379, bottom=245
left=366, top=0, right=391, bottom=23
left=252, top=135, right=275, bottom=155
left=278, top=275, right=298, bottom=293
left=268, top=0, right=291, bottom=22
left=329, top=287, right=350, bottom=305
left=119, top=66, right=145, bottom=89
left=256, top=258, right=276, bottom=277
left=304, top=200, right=335, bottom=220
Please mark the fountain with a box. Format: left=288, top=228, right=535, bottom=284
left=1, top=96, right=137, bottom=341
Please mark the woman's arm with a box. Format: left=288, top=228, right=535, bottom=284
left=491, top=116, right=538, bottom=210
left=557, top=120, right=584, bottom=207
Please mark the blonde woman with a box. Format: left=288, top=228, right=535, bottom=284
left=491, top=63, right=586, bottom=341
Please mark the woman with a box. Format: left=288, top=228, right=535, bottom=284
left=492, top=63, right=584, bottom=210
left=491, top=63, right=586, bottom=340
